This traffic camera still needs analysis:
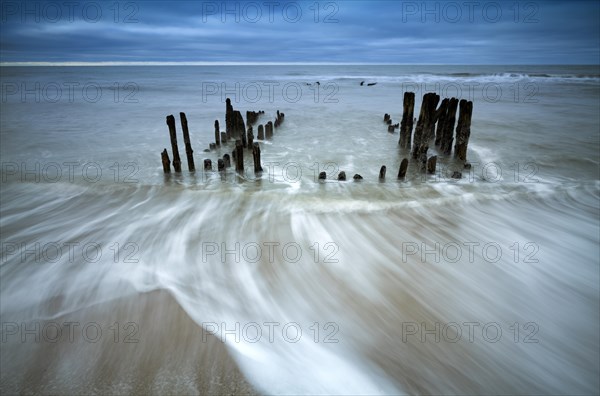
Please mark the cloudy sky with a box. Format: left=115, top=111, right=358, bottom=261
left=1, top=0, right=598, bottom=64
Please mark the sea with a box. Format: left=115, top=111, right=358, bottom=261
left=1, top=64, right=599, bottom=394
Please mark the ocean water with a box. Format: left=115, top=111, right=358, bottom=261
left=1, top=65, right=599, bottom=394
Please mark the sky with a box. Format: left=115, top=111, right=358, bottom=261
left=0, top=0, right=599, bottom=64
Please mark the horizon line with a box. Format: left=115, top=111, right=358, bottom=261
left=1, top=61, right=598, bottom=67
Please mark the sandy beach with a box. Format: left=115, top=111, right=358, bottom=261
left=1, top=290, right=257, bottom=395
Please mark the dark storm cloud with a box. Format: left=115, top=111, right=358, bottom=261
left=0, top=0, right=598, bottom=63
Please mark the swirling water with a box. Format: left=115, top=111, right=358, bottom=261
left=1, top=65, right=599, bottom=394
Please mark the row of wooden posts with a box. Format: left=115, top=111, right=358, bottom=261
left=161, top=98, right=285, bottom=174
left=161, top=92, right=472, bottom=181
left=382, top=92, right=473, bottom=179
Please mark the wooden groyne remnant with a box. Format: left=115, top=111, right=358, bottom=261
left=160, top=92, right=473, bottom=183
left=160, top=98, right=283, bottom=176
left=382, top=91, right=473, bottom=179
left=165, top=115, right=182, bottom=172
left=180, top=112, right=195, bottom=171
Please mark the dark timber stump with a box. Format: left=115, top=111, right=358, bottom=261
left=221, top=132, right=227, bottom=144
left=439, top=98, right=459, bottom=155
left=454, top=100, right=473, bottom=161
left=252, top=142, right=263, bottom=173
left=180, top=112, right=195, bottom=171
left=427, top=156, right=437, bottom=174
left=232, top=110, right=246, bottom=144
left=218, top=158, right=225, bottom=172
left=379, top=165, right=386, bottom=180
left=235, top=139, right=244, bottom=173
left=338, top=171, right=346, bottom=181
left=265, top=121, right=273, bottom=139
left=161, top=149, right=171, bottom=173
left=398, top=158, right=409, bottom=179
left=257, top=124, right=264, bottom=140
left=214, top=120, right=221, bottom=146
left=204, top=159, right=212, bottom=171
left=166, top=115, right=182, bottom=172
left=318, top=172, right=326, bottom=180
left=399, top=92, right=415, bottom=149
left=412, top=93, right=440, bottom=160
left=434, top=98, right=449, bottom=146
left=225, top=98, right=233, bottom=139
left=247, top=126, right=254, bottom=149
left=223, top=154, right=231, bottom=168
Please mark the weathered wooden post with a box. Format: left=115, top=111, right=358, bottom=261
left=265, top=121, right=273, bottom=139
left=454, top=100, right=473, bottom=161
left=412, top=93, right=440, bottom=160
left=318, top=171, right=326, bottom=180
left=398, top=158, right=409, bottom=179
left=161, top=149, right=171, bottom=173
left=204, top=159, right=212, bottom=171
left=218, top=158, right=225, bottom=171
left=379, top=165, right=386, bottom=180
left=247, top=126, right=254, bottom=149
left=338, top=171, right=346, bottom=181
left=434, top=98, right=449, bottom=146
left=223, top=154, right=231, bottom=168
left=252, top=142, right=262, bottom=173
left=427, top=156, right=437, bottom=174
left=440, top=98, right=459, bottom=154
left=235, top=139, right=244, bottom=173
left=257, top=124, right=264, bottom=140
left=247, top=111, right=260, bottom=126
left=214, top=120, right=221, bottom=146
left=166, top=115, right=182, bottom=172
left=179, top=112, right=195, bottom=171
left=233, top=110, right=246, bottom=145
left=353, top=174, right=363, bottom=180
left=221, top=132, right=227, bottom=144
left=225, top=98, right=233, bottom=139
left=399, top=92, right=415, bottom=149
left=384, top=113, right=390, bottom=123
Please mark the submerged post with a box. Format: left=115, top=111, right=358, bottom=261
left=427, top=156, right=437, bottom=174
left=233, top=110, right=247, bottom=145
left=180, top=112, right=195, bottom=171
left=399, top=92, right=415, bottom=149
left=166, top=115, right=182, bottom=172
left=257, top=124, right=264, bottom=140
left=265, top=121, right=273, bottom=139
left=440, top=98, right=459, bottom=155
left=247, top=126, right=254, bottom=149
left=235, top=139, right=244, bottom=173
left=434, top=98, right=449, bottom=146
left=398, top=158, right=409, bottom=179
left=223, top=153, right=231, bottom=168
left=161, top=149, right=171, bottom=173
left=454, top=100, right=473, bottom=161
left=252, top=142, right=263, bottom=173
left=214, top=120, right=221, bottom=146
left=412, top=93, right=440, bottom=160
left=225, top=98, right=233, bottom=139
left=379, top=165, right=386, bottom=180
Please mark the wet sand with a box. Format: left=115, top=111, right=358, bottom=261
left=0, top=290, right=258, bottom=395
